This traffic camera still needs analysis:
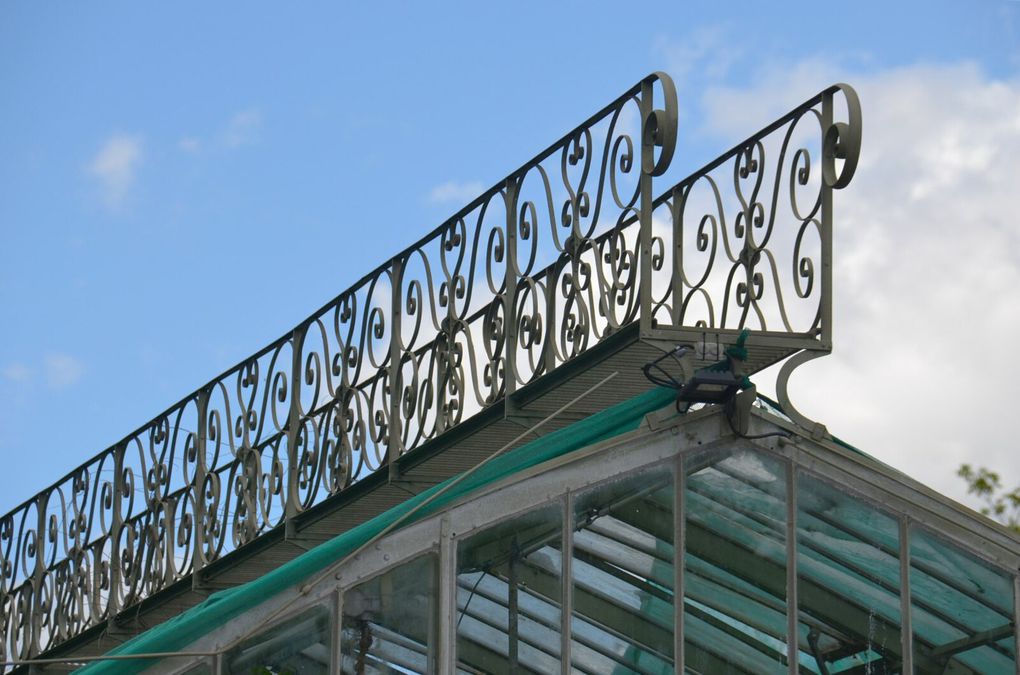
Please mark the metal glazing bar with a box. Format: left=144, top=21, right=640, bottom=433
left=900, top=517, right=913, bottom=674
left=676, top=454, right=685, bottom=670
left=329, top=589, right=341, bottom=675
left=1014, top=573, right=1019, bottom=675
left=562, top=492, right=574, bottom=673
left=786, top=462, right=798, bottom=675
left=439, top=515, right=455, bottom=675
left=508, top=541, right=519, bottom=671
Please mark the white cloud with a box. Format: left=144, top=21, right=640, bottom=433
left=178, top=136, right=202, bottom=153
left=654, top=26, right=740, bottom=88
left=43, top=353, right=84, bottom=389
left=221, top=109, right=262, bottom=148
left=428, top=180, right=485, bottom=205
left=694, top=60, right=1020, bottom=504
left=2, top=362, right=32, bottom=383
left=87, top=134, right=143, bottom=209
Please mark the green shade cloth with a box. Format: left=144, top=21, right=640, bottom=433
left=77, top=386, right=677, bottom=674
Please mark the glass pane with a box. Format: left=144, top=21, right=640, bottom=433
left=911, top=527, right=1015, bottom=674
left=571, top=464, right=674, bottom=674
left=225, top=604, right=331, bottom=674
left=685, top=444, right=788, bottom=673
left=342, top=554, right=437, bottom=674
left=797, top=472, right=902, bottom=673
left=456, top=504, right=562, bottom=674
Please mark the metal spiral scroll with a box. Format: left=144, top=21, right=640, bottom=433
left=0, top=73, right=678, bottom=664
left=0, top=79, right=861, bottom=665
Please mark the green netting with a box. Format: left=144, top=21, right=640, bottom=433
left=77, top=386, right=676, bottom=675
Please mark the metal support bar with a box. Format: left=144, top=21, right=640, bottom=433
left=503, top=176, right=520, bottom=403
left=109, top=444, right=125, bottom=619
left=388, top=255, right=405, bottom=482
left=638, top=79, right=655, bottom=337
left=561, top=492, right=574, bottom=672
left=193, top=389, right=209, bottom=588
left=931, top=622, right=1014, bottom=659
left=676, top=454, right=686, bottom=670
left=508, top=538, right=519, bottom=671
left=899, top=517, right=913, bottom=674
left=786, top=460, right=798, bottom=675
left=439, top=515, right=455, bottom=675
left=1014, top=574, right=1020, bottom=675
left=285, top=323, right=307, bottom=539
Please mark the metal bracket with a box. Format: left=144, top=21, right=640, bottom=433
left=776, top=350, right=830, bottom=440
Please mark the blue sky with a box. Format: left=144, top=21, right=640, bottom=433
left=2, top=1, right=1019, bottom=514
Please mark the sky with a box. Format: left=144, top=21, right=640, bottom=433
left=2, top=1, right=1019, bottom=516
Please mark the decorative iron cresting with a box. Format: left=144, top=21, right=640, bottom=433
left=0, top=75, right=860, bottom=664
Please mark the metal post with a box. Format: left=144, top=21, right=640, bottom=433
left=285, top=323, right=307, bottom=539
left=29, top=491, right=49, bottom=658
left=438, top=515, right=455, bottom=675
left=503, top=177, right=520, bottom=402
left=329, top=589, right=341, bottom=675
left=508, top=538, right=519, bottom=672
left=899, top=517, right=914, bottom=674
left=1013, top=573, right=1019, bottom=675
left=786, top=461, right=798, bottom=675
left=675, top=455, right=686, bottom=670
left=388, top=256, right=404, bottom=482
left=561, top=492, right=574, bottom=672
left=192, top=389, right=209, bottom=589
left=109, top=444, right=125, bottom=620
left=819, top=91, right=835, bottom=351
left=638, top=79, right=655, bottom=337
left=670, top=186, right=684, bottom=328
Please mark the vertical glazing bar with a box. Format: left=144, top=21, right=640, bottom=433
left=786, top=461, right=798, bottom=675
left=192, top=389, right=209, bottom=588
left=899, top=517, right=913, bottom=675
left=638, top=80, right=654, bottom=337
left=438, top=515, right=455, bottom=675
left=675, top=454, right=685, bottom=670
left=508, top=546, right=519, bottom=671
left=561, top=492, right=573, bottom=673
left=1013, top=573, right=1019, bottom=675
left=819, top=91, right=835, bottom=350
left=388, top=256, right=404, bottom=481
left=285, top=323, right=307, bottom=537
left=503, top=178, right=519, bottom=402
left=330, top=589, right=341, bottom=675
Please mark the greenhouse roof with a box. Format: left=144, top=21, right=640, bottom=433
left=78, top=387, right=677, bottom=675
left=72, top=385, right=1020, bottom=675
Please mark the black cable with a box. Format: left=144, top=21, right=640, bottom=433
left=456, top=568, right=488, bottom=629
left=724, top=398, right=791, bottom=440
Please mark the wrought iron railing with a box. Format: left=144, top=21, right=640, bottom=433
left=0, top=74, right=860, bottom=663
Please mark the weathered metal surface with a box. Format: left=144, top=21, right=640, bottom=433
left=0, top=74, right=861, bottom=665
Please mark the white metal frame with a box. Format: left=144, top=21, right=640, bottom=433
left=151, top=402, right=1020, bottom=675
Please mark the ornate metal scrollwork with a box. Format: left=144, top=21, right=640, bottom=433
left=0, top=77, right=863, bottom=666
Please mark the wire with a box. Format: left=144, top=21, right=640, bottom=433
left=456, top=569, right=489, bottom=629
